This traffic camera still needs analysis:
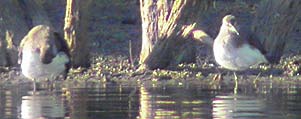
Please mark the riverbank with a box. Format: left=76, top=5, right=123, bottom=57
left=1, top=0, right=301, bottom=87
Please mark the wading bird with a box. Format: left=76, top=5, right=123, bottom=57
left=19, top=25, right=70, bottom=91
left=213, top=15, right=268, bottom=92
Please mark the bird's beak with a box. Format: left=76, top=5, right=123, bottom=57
left=229, top=23, right=239, bottom=35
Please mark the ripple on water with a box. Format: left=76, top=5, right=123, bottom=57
left=0, top=81, right=301, bottom=119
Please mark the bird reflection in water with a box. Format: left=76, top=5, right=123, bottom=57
left=21, top=91, right=65, bottom=119
left=212, top=94, right=266, bottom=119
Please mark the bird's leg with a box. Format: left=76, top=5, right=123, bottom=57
left=33, top=78, right=37, bottom=94
left=253, top=72, right=262, bottom=88
left=255, top=72, right=262, bottom=80
left=47, top=77, right=54, bottom=91
left=233, top=72, right=238, bottom=94
left=234, top=72, right=238, bottom=81
left=46, top=78, right=50, bottom=91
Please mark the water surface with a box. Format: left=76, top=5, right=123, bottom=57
left=1, top=80, right=301, bottom=119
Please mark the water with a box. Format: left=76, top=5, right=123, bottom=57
left=1, top=80, right=301, bottom=119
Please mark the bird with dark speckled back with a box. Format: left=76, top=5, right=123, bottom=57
left=19, top=25, right=70, bottom=91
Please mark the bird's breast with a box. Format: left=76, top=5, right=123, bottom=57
left=21, top=49, right=69, bottom=80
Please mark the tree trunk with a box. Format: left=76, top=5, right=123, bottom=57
left=0, top=39, right=7, bottom=66
left=64, top=0, right=92, bottom=67
left=253, top=0, right=301, bottom=62
left=0, top=0, right=30, bottom=66
left=139, top=0, right=213, bottom=70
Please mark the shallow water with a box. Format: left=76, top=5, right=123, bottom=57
left=1, top=80, right=301, bottom=119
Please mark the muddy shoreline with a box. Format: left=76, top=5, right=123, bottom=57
left=1, top=53, right=301, bottom=89
left=1, top=1, right=301, bottom=87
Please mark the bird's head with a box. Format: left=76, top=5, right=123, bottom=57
left=39, top=40, right=56, bottom=64
left=222, top=15, right=239, bottom=35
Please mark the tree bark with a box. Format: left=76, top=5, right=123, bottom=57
left=139, top=0, right=213, bottom=70
left=0, top=39, right=8, bottom=66
left=64, top=0, right=92, bottom=67
left=0, top=0, right=29, bottom=66
left=253, top=0, right=301, bottom=62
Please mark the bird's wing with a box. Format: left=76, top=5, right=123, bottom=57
left=246, top=32, right=267, bottom=55
left=53, top=32, right=71, bottom=74
left=236, top=25, right=267, bottom=55
left=53, top=32, right=70, bottom=56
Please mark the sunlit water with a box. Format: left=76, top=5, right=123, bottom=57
left=1, top=80, right=301, bottom=119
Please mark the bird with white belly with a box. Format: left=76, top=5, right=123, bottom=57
left=213, top=15, right=269, bottom=89
left=19, top=25, right=70, bottom=91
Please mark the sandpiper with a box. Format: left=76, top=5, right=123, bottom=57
left=213, top=15, right=268, bottom=90
left=19, top=25, right=70, bottom=91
